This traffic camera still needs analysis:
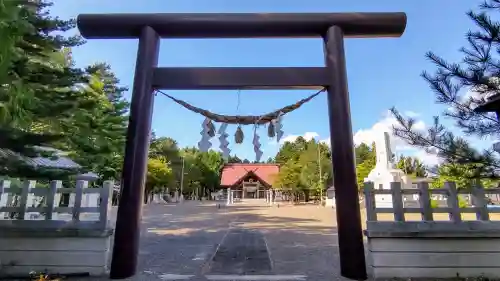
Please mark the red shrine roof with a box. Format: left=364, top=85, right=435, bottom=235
left=220, top=163, right=280, bottom=187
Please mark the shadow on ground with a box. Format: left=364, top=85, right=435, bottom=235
left=86, top=201, right=346, bottom=280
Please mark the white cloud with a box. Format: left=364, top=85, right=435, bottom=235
left=413, top=150, right=440, bottom=166
left=404, top=110, right=420, bottom=118
left=352, top=110, right=438, bottom=165
left=277, top=132, right=319, bottom=144
left=277, top=110, right=441, bottom=166
left=353, top=111, right=424, bottom=151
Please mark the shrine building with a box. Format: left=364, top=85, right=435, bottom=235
left=220, top=163, right=279, bottom=199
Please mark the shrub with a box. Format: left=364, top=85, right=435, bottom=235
left=430, top=197, right=469, bottom=209
left=430, top=199, right=439, bottom=208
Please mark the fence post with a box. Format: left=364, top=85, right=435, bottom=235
left=472, top=181, right=489, bottom=221
left=363, top=182, right=377, bottom=221
left=417, top=182, right=433, bottom=221
left=100, top=181, right=114, bottom=229
left=72, top=180, right=88, bottom=221
left=0, top=180, right=10, bottom=219
left=45, top=181, right=61, bottom=220
left=391, top=182, right=405, bottom=222
left=445, top=182, right=462, bottom=223
left=19, top=180, right=35, bottom=220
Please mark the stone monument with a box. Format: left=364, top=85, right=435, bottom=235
left=364, top=131, right=406, bottom=208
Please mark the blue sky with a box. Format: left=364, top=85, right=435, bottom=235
left=52, top=0, right=485, bottom=163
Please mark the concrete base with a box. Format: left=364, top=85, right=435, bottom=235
left=0, top=228, right=113, bottom=277
left=365, top=230, right=500, bottom=279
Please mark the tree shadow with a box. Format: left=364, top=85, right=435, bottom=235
left=100, top=202, right=345, bottom=280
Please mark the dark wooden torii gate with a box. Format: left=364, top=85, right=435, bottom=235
left=77, top=13, right=406, bottom=280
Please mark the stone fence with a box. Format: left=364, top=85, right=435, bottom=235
left=363, top=181, right=500, bottom=279
left=0, top=180, right=114, bottom=277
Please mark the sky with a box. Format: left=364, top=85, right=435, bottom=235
left=51, top=0, right=491, bottom=165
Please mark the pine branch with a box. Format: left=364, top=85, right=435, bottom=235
left=391, top=1, right=500, bottom=179
left=391, top=107, right=500, bottom=178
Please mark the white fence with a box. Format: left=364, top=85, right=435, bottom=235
left=364, top=181, right=500, bottom=225
left=363, top=181, right=500, bottom=279
left=0, top=179, right=113, bottom=230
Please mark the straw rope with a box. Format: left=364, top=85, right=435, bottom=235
left=156, top=88, right=325, bottom=125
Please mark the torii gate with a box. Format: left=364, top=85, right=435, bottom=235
left=77, top=13, right=406, bottom=280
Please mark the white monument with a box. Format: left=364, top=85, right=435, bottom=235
left=364, top=132, right=406, bottom=208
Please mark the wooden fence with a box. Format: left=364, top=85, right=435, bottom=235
left=0, top=179, right=113, bottom=230
left=363, top=182, right=500, bottom=232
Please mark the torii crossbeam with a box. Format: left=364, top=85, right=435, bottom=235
left=77, top=12, right=406, bottom=280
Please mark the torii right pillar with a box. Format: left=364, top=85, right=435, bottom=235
left=323, top=26, right=372, bottom=279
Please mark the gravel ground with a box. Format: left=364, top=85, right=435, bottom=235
left=69, top=200, right=350, bottom=281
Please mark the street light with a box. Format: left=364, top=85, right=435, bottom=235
left=180, top=156, right=185, bottom=201
left=316, top=137, right=323, bottom=205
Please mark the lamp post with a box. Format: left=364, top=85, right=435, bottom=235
left=316, top=137, right=323, bottom=204
left=180, top=156, right=185, bottom=202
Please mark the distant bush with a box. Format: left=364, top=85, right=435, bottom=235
left=458, top=196, right=469, bottom=208
left=430, top=197, right=469, bottom=208
left=430, top=199, right=439, bottom=209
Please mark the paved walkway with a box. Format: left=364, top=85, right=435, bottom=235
left=101, top=200, right=346, bottom=280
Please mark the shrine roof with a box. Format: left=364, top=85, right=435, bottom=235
left=220, top=163, right=279, bottom=187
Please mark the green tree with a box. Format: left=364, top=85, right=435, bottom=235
left=432, top=163, right=498, bottom=189
left=145, top=158, right=173, bottom=203
left=0, top=0, right=92, bottom=179
left=179, top=147, right=203, bottom=196
left=396, top=155, right=427, bottom=178
left=228, top=155, right=242, bottom=163
left=355, top=143, right=374, bottom=164
left=61, top=63, right=129, bottom=182
left=273, top=138, right=332, bottom=201
left=355, top=143, right=376, bottom=190
left=391, top=1, right=500, bottom=180
left=150, top=136, right=183, bottom=189
left=196, top=150, right=224, bottom=197
left=275, top=136, right=308, bottom=164
left=150, top=136, right=181, bottom=161
left=273, top=160, right=302, bottom=191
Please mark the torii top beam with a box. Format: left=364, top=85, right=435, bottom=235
left=77, top=13, right=407, bottom=39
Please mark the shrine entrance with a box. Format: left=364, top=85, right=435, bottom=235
left=77, top=13, right=406, bottom=280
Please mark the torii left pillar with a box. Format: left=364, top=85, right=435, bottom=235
left=110, top=26, right=159, bottom=279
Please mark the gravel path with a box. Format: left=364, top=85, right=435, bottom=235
left=78, top=200, right=349, bottom=281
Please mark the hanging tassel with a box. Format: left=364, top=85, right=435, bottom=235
left=253, top=128, right=263, bottom=162
left=207, top=120, right=216, bottom=137
left=235, top=126, right=244, bottom=144
left=275, top=111, right=284, bottom=143
left=218, top=123, right=231, bottom=160
left=198, top=118, right=212, bottom=152
left=267, top=122, right=276, bottom=138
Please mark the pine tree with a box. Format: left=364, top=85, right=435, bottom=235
left=0, top=0, right=93, bottom=179
left=391, top=0, right=500, bottom=179
left=61, top=63, right=129, bottom=182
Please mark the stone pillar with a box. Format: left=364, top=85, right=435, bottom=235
left=226, top=188, right=231, bottom=205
